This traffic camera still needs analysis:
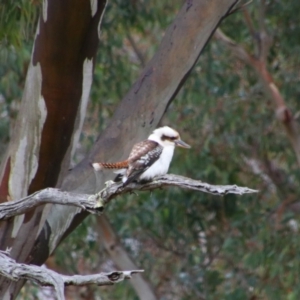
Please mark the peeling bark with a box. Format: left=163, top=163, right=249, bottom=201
left=0, top=0, right=239, bottom=298
left=0, top=0, right=107, bottom=298
left=42, top=0, right=239, bottom=256
left=0, top=250, right=142, bottom=300
left=0, top=175, right=257, bottom=220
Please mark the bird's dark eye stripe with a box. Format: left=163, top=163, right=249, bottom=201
left=162, top=135, right=177, bottom=141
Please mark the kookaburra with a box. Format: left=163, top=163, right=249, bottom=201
left=92, top=126, right=190, bottom=185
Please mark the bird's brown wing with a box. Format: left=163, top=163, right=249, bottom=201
left=124, top=140, right=163, bottom=185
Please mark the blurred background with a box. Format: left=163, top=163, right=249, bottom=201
left=1, top=0, right=300, bottom=299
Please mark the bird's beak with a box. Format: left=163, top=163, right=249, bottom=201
left=175, top=139, right=191, bottom=149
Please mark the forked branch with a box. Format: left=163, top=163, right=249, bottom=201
left=0, top=175, right=257, bottom=299
left=0, top=250, right=142, bottom=300
left=0, top=188, right=102, bottom=220
left=0, top=174, right=258, bottom=220
left=215, top=28, right=300, bottom=167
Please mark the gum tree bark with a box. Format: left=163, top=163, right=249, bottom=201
left=0, top=0, right=107, bottom=298
left=0, top=250, right=142, bottom=300
left=0, top=0, right=238, bottom=298
left=0, top=176, right=257, bottom=221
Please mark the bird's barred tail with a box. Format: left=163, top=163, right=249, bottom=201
left=92, top=160, right=128, bottom=171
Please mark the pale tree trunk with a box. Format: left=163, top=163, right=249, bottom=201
left=0, top=0, right=107, bottom=298
left=0, top=0, right=238, bottom=298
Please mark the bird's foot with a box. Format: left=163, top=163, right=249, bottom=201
left=105, top=180, right=115, bottom=187
left=88, top=194, right=104, bottom=212
left=138, top=179, right=152, bottom=185
left=93, top=180, right=116, bottom=207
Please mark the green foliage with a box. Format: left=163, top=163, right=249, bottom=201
left=0, top=1, right=39, bottom=157
left=3, top=0, right=300, bottom=299
left=0, top=0, right=39, bottom=48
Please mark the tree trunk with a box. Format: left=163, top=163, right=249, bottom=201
left=0, top=0, right=238, bottom=298
left=0, top=0, right=107, bottom=297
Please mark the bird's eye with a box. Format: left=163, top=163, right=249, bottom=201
left=161, top=135, right=178, bottom=141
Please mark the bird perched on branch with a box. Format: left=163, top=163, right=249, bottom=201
left=92, top=126, right=190, bottom=186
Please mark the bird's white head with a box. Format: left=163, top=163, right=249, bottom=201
left=148, top=126, right=191, bottom=148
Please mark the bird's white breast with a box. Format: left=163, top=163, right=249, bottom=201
left=139, top=145, right=174, bottom=180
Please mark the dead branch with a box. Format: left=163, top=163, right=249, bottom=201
left=0, top=188, right=102, bottom=220
left=0, top=250, right=142, bottom=300
left=0, top=174, right=257, bottom=220
left=214, top=29, right=253, bottom=63
left=96, top=174, right=258, bottom=205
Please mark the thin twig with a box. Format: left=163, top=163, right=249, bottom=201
left=257, top=0, right=272, bottom=62
left=227, top=0, right=253, bottom=16
left=126, top=33, right=146, bottom=67
left=216, top=28, right=300, bottom=166
left=243, top=7, right=257, bottom=42
left=214, top=29, right=253, bottom=64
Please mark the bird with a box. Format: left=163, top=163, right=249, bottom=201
left=92, top=126, right=191, bottom=186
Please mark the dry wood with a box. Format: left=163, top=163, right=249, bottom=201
left=0, top=250, right=142, bottom=300
left=0, top=174, right=258, bottom=220
left=96, top=174, right=258, bottom=204
left=0, top=188, right=101, bottom=220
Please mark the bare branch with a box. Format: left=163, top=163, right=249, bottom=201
left=0, top=250, right=143, bottom=300
left=97, top=174, right=258, bottom=205
left=227, top=0, right=253, bottom=16
left=214, top=29, right=254, bottom=64
left=0, top=188, right=102, bottom=220
left=216, top=28, right=300, bottom=167
left=243, top=7, right=257, bottom=42
left=126, top=33, right=146, bottom=67
left=0, top=175, right=257, bottom=220
left=257, top=0, right=273, bottom=62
